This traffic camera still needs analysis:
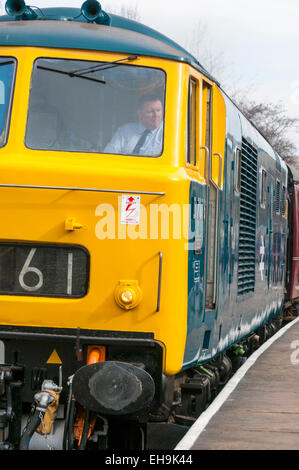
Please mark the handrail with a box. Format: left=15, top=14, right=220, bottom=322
left=212, top=152, right=223, bottom=189
left=200, top=146, right=210, bottom=181
left=0, top=184, right=165, bottom=196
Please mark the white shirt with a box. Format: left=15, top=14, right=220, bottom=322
left=104, top=121, right=163, bottom=156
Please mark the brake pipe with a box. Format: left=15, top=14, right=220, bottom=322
left=19, top=391, right=54, bottom=450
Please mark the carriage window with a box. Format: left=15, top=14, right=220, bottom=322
left=187, top=78, right=197, bottom=166
left=0, top=57, right=16, bottom=148
left=260, top=169, right=267, bottom=207
left=26, top=58, right=165, bottom=157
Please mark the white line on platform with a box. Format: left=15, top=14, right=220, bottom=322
left=175, top=317, right=299, bottom=450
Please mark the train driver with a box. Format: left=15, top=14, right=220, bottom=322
left=104, top=93, right=164, bottom=156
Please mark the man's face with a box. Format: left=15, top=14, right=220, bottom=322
left=137, top=100, right=163, bottom=130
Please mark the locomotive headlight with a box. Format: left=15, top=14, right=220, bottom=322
left=114, top=280, right=142, bottom=310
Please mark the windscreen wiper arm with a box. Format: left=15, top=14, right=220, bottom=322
left=36, top=55, right=138, bottom=83
left=0, top=60, right=15, bottom=67
left=70, top=55, right=138, bottom=77
left=36, top=66, right=106, bottom=84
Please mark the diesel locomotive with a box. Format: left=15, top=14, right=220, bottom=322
left=0, top=0, right=298, bottom=450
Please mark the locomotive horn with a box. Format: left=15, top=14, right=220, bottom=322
left=81, top=0, right=102, bottom=21
left=81, top=0, right=110, bottom=24
left=5, top=0, right=26, bottom=16
left=72, top=361, right=155, bottom=416
left=5, top=0, right=37, bottom=19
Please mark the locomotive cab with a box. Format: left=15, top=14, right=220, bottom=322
left=0, top=3, right=225, bottom=449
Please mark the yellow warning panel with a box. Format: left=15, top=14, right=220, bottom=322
left=46, top=349, right=62, bottom=364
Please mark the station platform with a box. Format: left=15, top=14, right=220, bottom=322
left=175, top=317, right=299, bottom=450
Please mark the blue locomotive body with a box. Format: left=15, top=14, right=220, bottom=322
left=185, top=94, right=288, bottom=367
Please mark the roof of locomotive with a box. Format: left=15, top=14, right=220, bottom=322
left=1, top=5, right=288, bottom=168
left=0, top=7, right=215, bottom=80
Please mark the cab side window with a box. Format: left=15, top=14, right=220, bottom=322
left=187, top=78, right=197, bottom=166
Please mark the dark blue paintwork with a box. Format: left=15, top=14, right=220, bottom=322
left=184, top=91, right=288, bottom=367
left=184, top=182, right=206, bottom=365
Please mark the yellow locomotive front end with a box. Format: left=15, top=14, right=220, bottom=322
left=0, top=46, right=190, bottom=374
left=0, top=1, right=227, bottom=449
left=0, top=41, right=193, bottom=448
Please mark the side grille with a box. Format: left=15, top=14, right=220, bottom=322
left=275, top=180, right=280, bottom=213
left=237, top=138, right=258, bottom=295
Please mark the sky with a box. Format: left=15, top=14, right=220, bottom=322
left=1, top=0, right=298, bottom=153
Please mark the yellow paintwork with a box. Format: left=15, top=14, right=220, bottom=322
left=211, top=86, right=226, bottom=188
left=0, top=46, right=226, bottom=375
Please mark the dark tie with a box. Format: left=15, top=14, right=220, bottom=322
left=133, top=129, right=151, bottom=154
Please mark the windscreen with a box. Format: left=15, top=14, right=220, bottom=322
left=26, top=58, right=166, bottom=157
left=0, top=57, right=16, bottom=147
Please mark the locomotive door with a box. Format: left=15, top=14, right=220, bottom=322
left=201, top=81, right=218, bottom=309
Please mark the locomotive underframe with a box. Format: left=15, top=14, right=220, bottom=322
left=0, top=310, right=291, bottom=450
left=0, top=325, right=164, bottom=449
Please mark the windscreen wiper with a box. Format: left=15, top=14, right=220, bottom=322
left=36, top=55, right=138, bottom=84
left=36, top=65, right=106, bottom=84
left=0, top=60, right=15, bottom=67
left=69, top=55, right=138, bottom=77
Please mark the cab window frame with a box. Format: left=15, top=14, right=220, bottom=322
left=0, top=56, right=17, bottom=149
left=186, top=77, right=198, bottom=167
left=25, top=56, right=166, bottom=158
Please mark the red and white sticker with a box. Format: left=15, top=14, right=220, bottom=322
left=121, top=195, right=141, bottom=225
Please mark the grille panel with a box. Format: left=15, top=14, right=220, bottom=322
left=237, top=138, right=258, bottom=295
left=275, top=180, right=280, bottom=213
